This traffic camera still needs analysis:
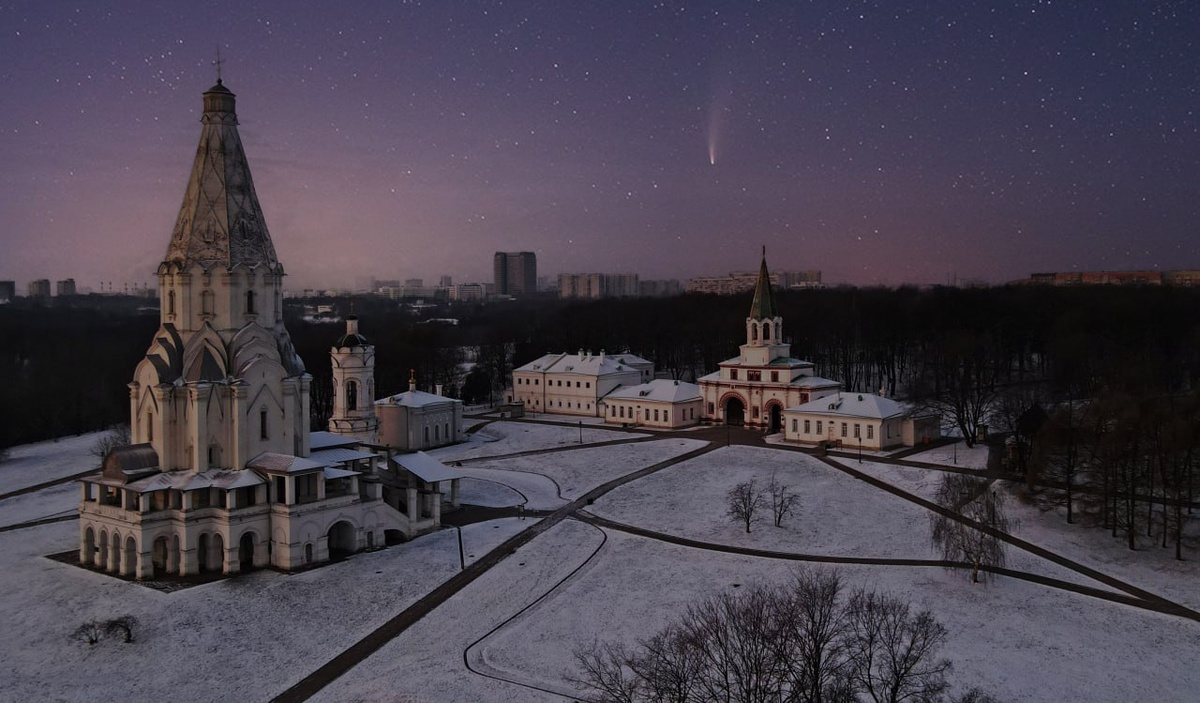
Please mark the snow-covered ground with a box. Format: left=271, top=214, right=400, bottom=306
left=431, top=420, right=645, bottom=461
left=904, top=440, right=990, bottom=469
left=1, top=426, right=1198, bottom=702
left=0, top=431, right=108, bottom=494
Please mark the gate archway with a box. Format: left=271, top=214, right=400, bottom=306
left=724, top=396, right=745, bottom=426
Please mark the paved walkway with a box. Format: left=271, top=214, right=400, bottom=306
left=270, top=439, right=719, bottom=703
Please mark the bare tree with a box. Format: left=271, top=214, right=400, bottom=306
left=103, top=615, right=137, bottom=643
left=775, top=568, right=854, bottom=703
left=845, top=590, right=952, bottom=703
left=768, top=472, right=800, bottom=528
left=727, top=480, right=765, bottom=533
left=90, top=423, right=131, bottom=466
left=573, top=639, right=640, bottom=703
left=573, top=569, right=991, bottom=703
left=72, top=620, right=103, bottom=646
left=929, top=475, right=1010, bottom=583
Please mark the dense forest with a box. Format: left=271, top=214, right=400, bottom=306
left=3, top=285, right=1199, bottom=555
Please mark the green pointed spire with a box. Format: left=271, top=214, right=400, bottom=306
left=748, top=246, right=777, bottom=320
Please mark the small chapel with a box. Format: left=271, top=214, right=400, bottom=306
left=76, top=80, right=459, bottom=580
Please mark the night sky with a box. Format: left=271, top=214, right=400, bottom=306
left=2, top=1, right=1196, bottom=291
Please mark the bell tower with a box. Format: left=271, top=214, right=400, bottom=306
left=740, top=248, right=791, bottom=367
left=329, top=315, right=379, bottom=443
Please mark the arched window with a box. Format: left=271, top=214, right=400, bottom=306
left=346, top=381, right=358, bottom=411
left=259, top=409, right=268, bottom=440
left=201, top=289, right=214, bottom=316
left=750, top=323, right=757, bottom=341
left=763, top=322, right=772, bottom=340
left=246, top=290, right=256, bottom=315
left=147, top=413, right=154, bottom=442
left=167, top=291, right=176, bottom=316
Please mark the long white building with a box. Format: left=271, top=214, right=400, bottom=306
left=511, top=350, right=653, bottom=416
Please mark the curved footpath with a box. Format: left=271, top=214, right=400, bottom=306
left=269, top=440, right=719, bottom=703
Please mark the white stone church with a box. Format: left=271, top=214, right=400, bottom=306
left=77, top=81, right=460, bottom=580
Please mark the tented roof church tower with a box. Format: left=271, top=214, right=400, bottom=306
left=77, top=81, right=439, bottom=580
left=698, top=250, right=841, bottom=431
left=141, top=79, right=310, bottom=466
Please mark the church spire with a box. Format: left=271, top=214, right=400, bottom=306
left=163, top=81, right=280, bottom=271
left=748, top=246, right=777, bottom=321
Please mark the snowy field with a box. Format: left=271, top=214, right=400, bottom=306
left=431, top=420, right=645, bottom=461
left=1, top=425, right=1198, bottom=702
left=0, top=431, right=107, bottom=494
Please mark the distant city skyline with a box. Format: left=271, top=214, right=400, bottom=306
left=2, top=2, right=1197, bottom=290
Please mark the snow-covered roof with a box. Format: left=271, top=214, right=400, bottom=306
left=310, top=447, right=379, bottom=466
left=248, top=452, right=327, bottom=474
left=606, top=379, right=701, bottom=403
left=514, top=351, right=650, bottom=377
left=376, top=389, right=460, bottom=408
left=323, top=466, right=360, bottom=480
left=389, top=451, right=463, bottom=484
left=309, top=431, right=360, bottom=450
left=792, top=375, right=841, bottom=389
left=785, top=393, right=911, bottom=420
left=112, top=468, right=266, bottom=494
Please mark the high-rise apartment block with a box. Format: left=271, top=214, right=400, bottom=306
left=493, top=251, right=537, bottom=296
left=27, top=279, right=51, bottom=299
left=0, top=281, right=15, bottom=302
left=558, top=273, right=640, bottom=299
left=56, top=278, right=77, bottom=296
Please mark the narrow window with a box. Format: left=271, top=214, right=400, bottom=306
left=246, top=290, right=256, bottom=314
left=730, top=369, right=738, bottom=380
left=201, top=289, right=213, bottom=315
left=771, top=371, right=779, bottom=382
left=867, top=425, right=874, bottom=440
left=791, top=419, right=797, bottom=432
left=346, top=380, right=358, bottom=411
left=854, top=424, right=861, bottom=438
left=260, top=409, right=268, bottom=440
left=167, top=290, right=176, bottom=316
left=147, top=413, right=154, bottom=442
left=804, top=419, right=811, bottom=433
left=841, top=423, right=847, bottom=438
left=816, top=420, right=822, bottom=434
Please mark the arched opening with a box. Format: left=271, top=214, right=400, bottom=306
left=750, top=323, right=758, bottom=341
left=245, top=290, right=256, bottom=315
left=124, top=536, right=137, bottom=576
left=97, top=529, right=109, bottom=568
left=152, top=536, right=169, bottom=576
left=384, top=529, right=406, bottom=546
left=83, top=527, right=96, bottom=565
left=346, top=380, right=358, bottom=411
left=167, top=290, right=176, bottom=316
left=304, top=543, right=313, bottom=564
left=239, top=532, right=256, bottom=570
left=327, top=521, right=356, bottom=560
left=110, top=532, right=121, bottom=572
left=198, top=533, right=210, bottom=572
left=769, top=404, right=783, bottom=433
left=763, top=321, right=772, bottom=340
left=724, top=396, right=745, bottom=426
left=212, top=533, right=225, bottom=573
